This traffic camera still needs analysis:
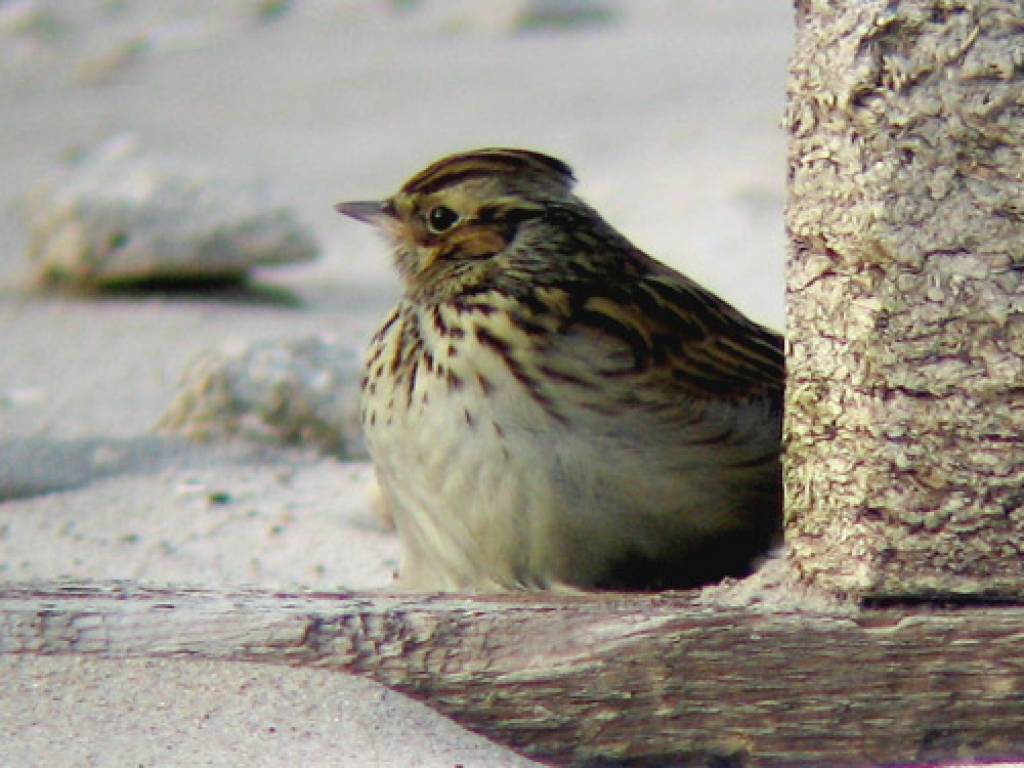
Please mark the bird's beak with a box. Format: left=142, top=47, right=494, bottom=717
left=335, top=200, right=392, bottom=227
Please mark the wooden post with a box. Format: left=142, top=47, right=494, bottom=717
left=784, top=0, right=1024, bottom=598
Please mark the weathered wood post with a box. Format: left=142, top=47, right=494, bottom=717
left=785, top=0, right=1023, bottom=598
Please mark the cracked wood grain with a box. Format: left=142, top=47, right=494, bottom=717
left=3, top=581, right=1024, bottom=766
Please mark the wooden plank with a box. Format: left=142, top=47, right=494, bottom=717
left=3, top=581, right=1024, bottom=766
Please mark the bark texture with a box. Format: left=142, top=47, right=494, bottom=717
left=4, top=581, right=1024, bottom=767
left=785, top=0, right=1024, bottom=597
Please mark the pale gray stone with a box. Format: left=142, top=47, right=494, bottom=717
left=158, top=335, right=366, bottom=459
left=399, top=0, right=617, bottom=35
left=25, top=135, right=318, bottom=287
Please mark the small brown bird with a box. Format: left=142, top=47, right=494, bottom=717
left=337, top=148, right=783, bottom=592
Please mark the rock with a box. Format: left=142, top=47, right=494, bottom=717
left=513, top=0, right=617, bottom=32
left=72, top=35, right=150, bottom=83
left=399, top=0, right=617, bottom=35
left=25, top=135, right=318, bottom=288
left=158, top=335, right=366, bottom=459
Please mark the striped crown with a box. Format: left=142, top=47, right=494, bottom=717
left=399, top=148, right=576, bottom=197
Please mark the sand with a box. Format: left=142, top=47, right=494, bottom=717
left=0, top=1, right=792, bottom=765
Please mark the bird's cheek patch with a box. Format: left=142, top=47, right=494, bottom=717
left=438, top=227, right=508, bottom=262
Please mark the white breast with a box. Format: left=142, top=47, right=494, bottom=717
left=361, top=302, right=780, bottom=591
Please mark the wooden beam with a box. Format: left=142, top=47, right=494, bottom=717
left=784, top=0, right=1024, bottom=597
left=3, top=580, right=1024, bottom=766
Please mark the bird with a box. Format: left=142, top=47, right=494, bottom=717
left=336, top=148, right=783, bottom=593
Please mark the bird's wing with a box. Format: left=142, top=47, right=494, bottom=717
left=545, top=259, right=785, bottom=403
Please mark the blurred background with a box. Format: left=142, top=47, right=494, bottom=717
left=1, top=0, right=791, bottom=321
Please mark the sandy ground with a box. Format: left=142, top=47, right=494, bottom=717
left=0, top=1, right=792, bottom=765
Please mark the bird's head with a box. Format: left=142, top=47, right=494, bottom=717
left=337, top=148, right=579, bottom=302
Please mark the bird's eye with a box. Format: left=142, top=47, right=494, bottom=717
left=426, top=205, right=459, bottom=233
